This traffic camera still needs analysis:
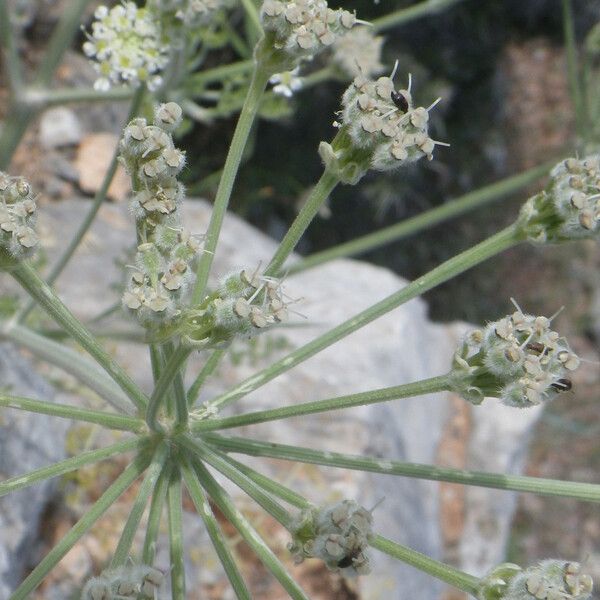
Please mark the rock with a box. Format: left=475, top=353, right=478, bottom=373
left=0, top=344, right=68, bottom=597
left=27, top=199, right=542, bottom=598
left=39, top=107, right=82, bottom=149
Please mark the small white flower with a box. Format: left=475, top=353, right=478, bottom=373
left=270, top=68, right=303, bottom=97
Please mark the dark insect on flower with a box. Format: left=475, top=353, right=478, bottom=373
left=550, top=378, right=572, bottom=392
left=526, top=342, right=547, bottom=355
left=391, top=90, right=409, bottom=112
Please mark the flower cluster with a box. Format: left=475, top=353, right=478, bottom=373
left=331, top=26, right=384, bottom=78
left=478, top=560, right=593, bottom=600
left=120, top=103, right=201, bottom=328
left=0, top=172, right=38, bottom=261
left=270, top=68, right=303, bottom=97
left=148, top=0, right=233, bottom=29
left=83, top=3, right=170, bottom=91
left=450, top=304, right=580, bottom=408
left=180, top=268, right=291, bottom=347
left=341, top=74, right=438, bottom=168
left=518, top=156, right=600, bottom=243
left=288, top=500, right=373, bottom=577
left=260, top=0, right=356, bottom=62
left=81, top=565, right=164, bottom=599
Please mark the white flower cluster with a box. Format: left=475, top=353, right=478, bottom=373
left=341, top=74, right=440, bottom=171
left=270, top=68, right=303, bottom=97
left=81, top=565, right=164, bottom=600
left=149, top=0, right=232, bottom=28
left=478, top=560, right=593, bottom=600
left=261, top=0, right=356, bottom=59
left=288, top=500, right=373, bottom=577
left=120, top=103, right=201, bottom=328
left=519, top=155, right=600, bottom=243
left=452, top=304, right=580, bottom=408
left=182, top=268, right=290, bottom=347
left=83, top=3, right=170, bottom=91
left=0, top=172, right=38, bottom=260
left=331, top=26, right=384, bottom=78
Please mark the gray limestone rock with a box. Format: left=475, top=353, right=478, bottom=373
left=18, top=199, right=542, bottom=598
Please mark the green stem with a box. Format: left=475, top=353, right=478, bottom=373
left=562, top=0, right=585, bottom=142
left=192, top=64, right=271, bottom=304
left=371, top=535, right=480, bottom=596
left=11, top=262, right=149, bottom=413
left=206, top=435, right=600, bottom=504
left=192, top=459, right=310, bottom=600
left=0, top=438, right=141, bottom=498
left=180, top=437, right=292, bottom=527
left=288, top=163, right=551, bottom=275
left=110, top=443, right=169, bottom=568
left=371, top=0, right=466, bottom=33
left=0, top=393, right=145, bottom=432
left=196, top=225, right=520, bottom=414
left=146, top=344, right=192, bottom=433
left=21, top=85, right=133, bottom=108
left=240, top=0, right=263, bottom=38
left=205, top=450, right=311, bottom=510
left=0, top=0, right=24, bottom=94
left=142, top=462, right=172, bottom=565
left=187, top=349, right=225, bottom=408
left=9, top=453, right=149, bottom=600
left=180, top=459, right=252, bottom=600
left=185, top=59, right=254, bottom=93
left=1, top=321, right=133, bottom=413
left=265, top=169, right=340, bottom=277
left=192, top=375, right=449, bottom=433
left=0, top=0, right=91, bottom=169
left=167, top=467, right=186, bottom=600
left=18, top=85, right=146, bottom=325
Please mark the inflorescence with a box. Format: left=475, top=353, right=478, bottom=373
left=81, top=565, right=164, bottom=600
left=83, top=3, right=170, bottom=91
left=450, top=303, right=580, bottom=408
left=180, top=267, right=291, bottom=348
left=478, top=560, right=593, bottom=600
left=119, top=102, right=201, bottom=329
left=518, top=155, right=600, bottom=243
left=288, top=500, right=374, bottom=577
left=331, top=26, right=384, bottom=78
left=0, top=172, right=38, bottom=261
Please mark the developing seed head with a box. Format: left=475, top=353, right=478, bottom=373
left=182, top=268, right=292, bottom=347
left=288, top=500, right=373, bottom=577
left=341, top=73, right=438, bottom=167
left=478, top=560, right=593, bottom=600
left=83, top=3, right=170, bottom=91
left=331, top=26, right=384, bottom=79
left=451, top=303, right=580, bottom=408
left=260, top=0, right=357, bottom=64
left=518, top=156, right=600, bottom=243
left=81, top=565, right=164, bottom=600
left=0, top=172, right=38, bottom=261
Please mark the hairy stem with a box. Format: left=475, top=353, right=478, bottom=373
left=187, top=349, right=225, bottom=408
left=265, top=169, right=340, bottom=277
left=196, top=225, right=520, bottom=414
left=206, top=435, right=600, bottom=503
left=192, top=375, right=450, bottom=432
left=288, top=163, right=551, bottom=275
left=192, top=64, right=271, bottom=304
left=371, top=535, right=480, bottom=596
left=0, top=438, right=141, bottom=498
left=142, top=462, right=172, bottom=565
left=9, top=454, right=149, bottom=600
left=12, top=262, right=149, bottom=413
left=167, top=467, right=186, bottom=600
left=181, top=459, right=252, bottom=600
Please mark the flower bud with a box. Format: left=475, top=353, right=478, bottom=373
left=83, top=3, right=170, bottom=91
left=477, top=560, right=593, bottom=600
left=450, top=303, right=580, bottom=408
left=288, top=499, right=373, bottom=577
left=517, top=156, right=600, bottom=243
left=81, top=565, right=164, bottom=600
